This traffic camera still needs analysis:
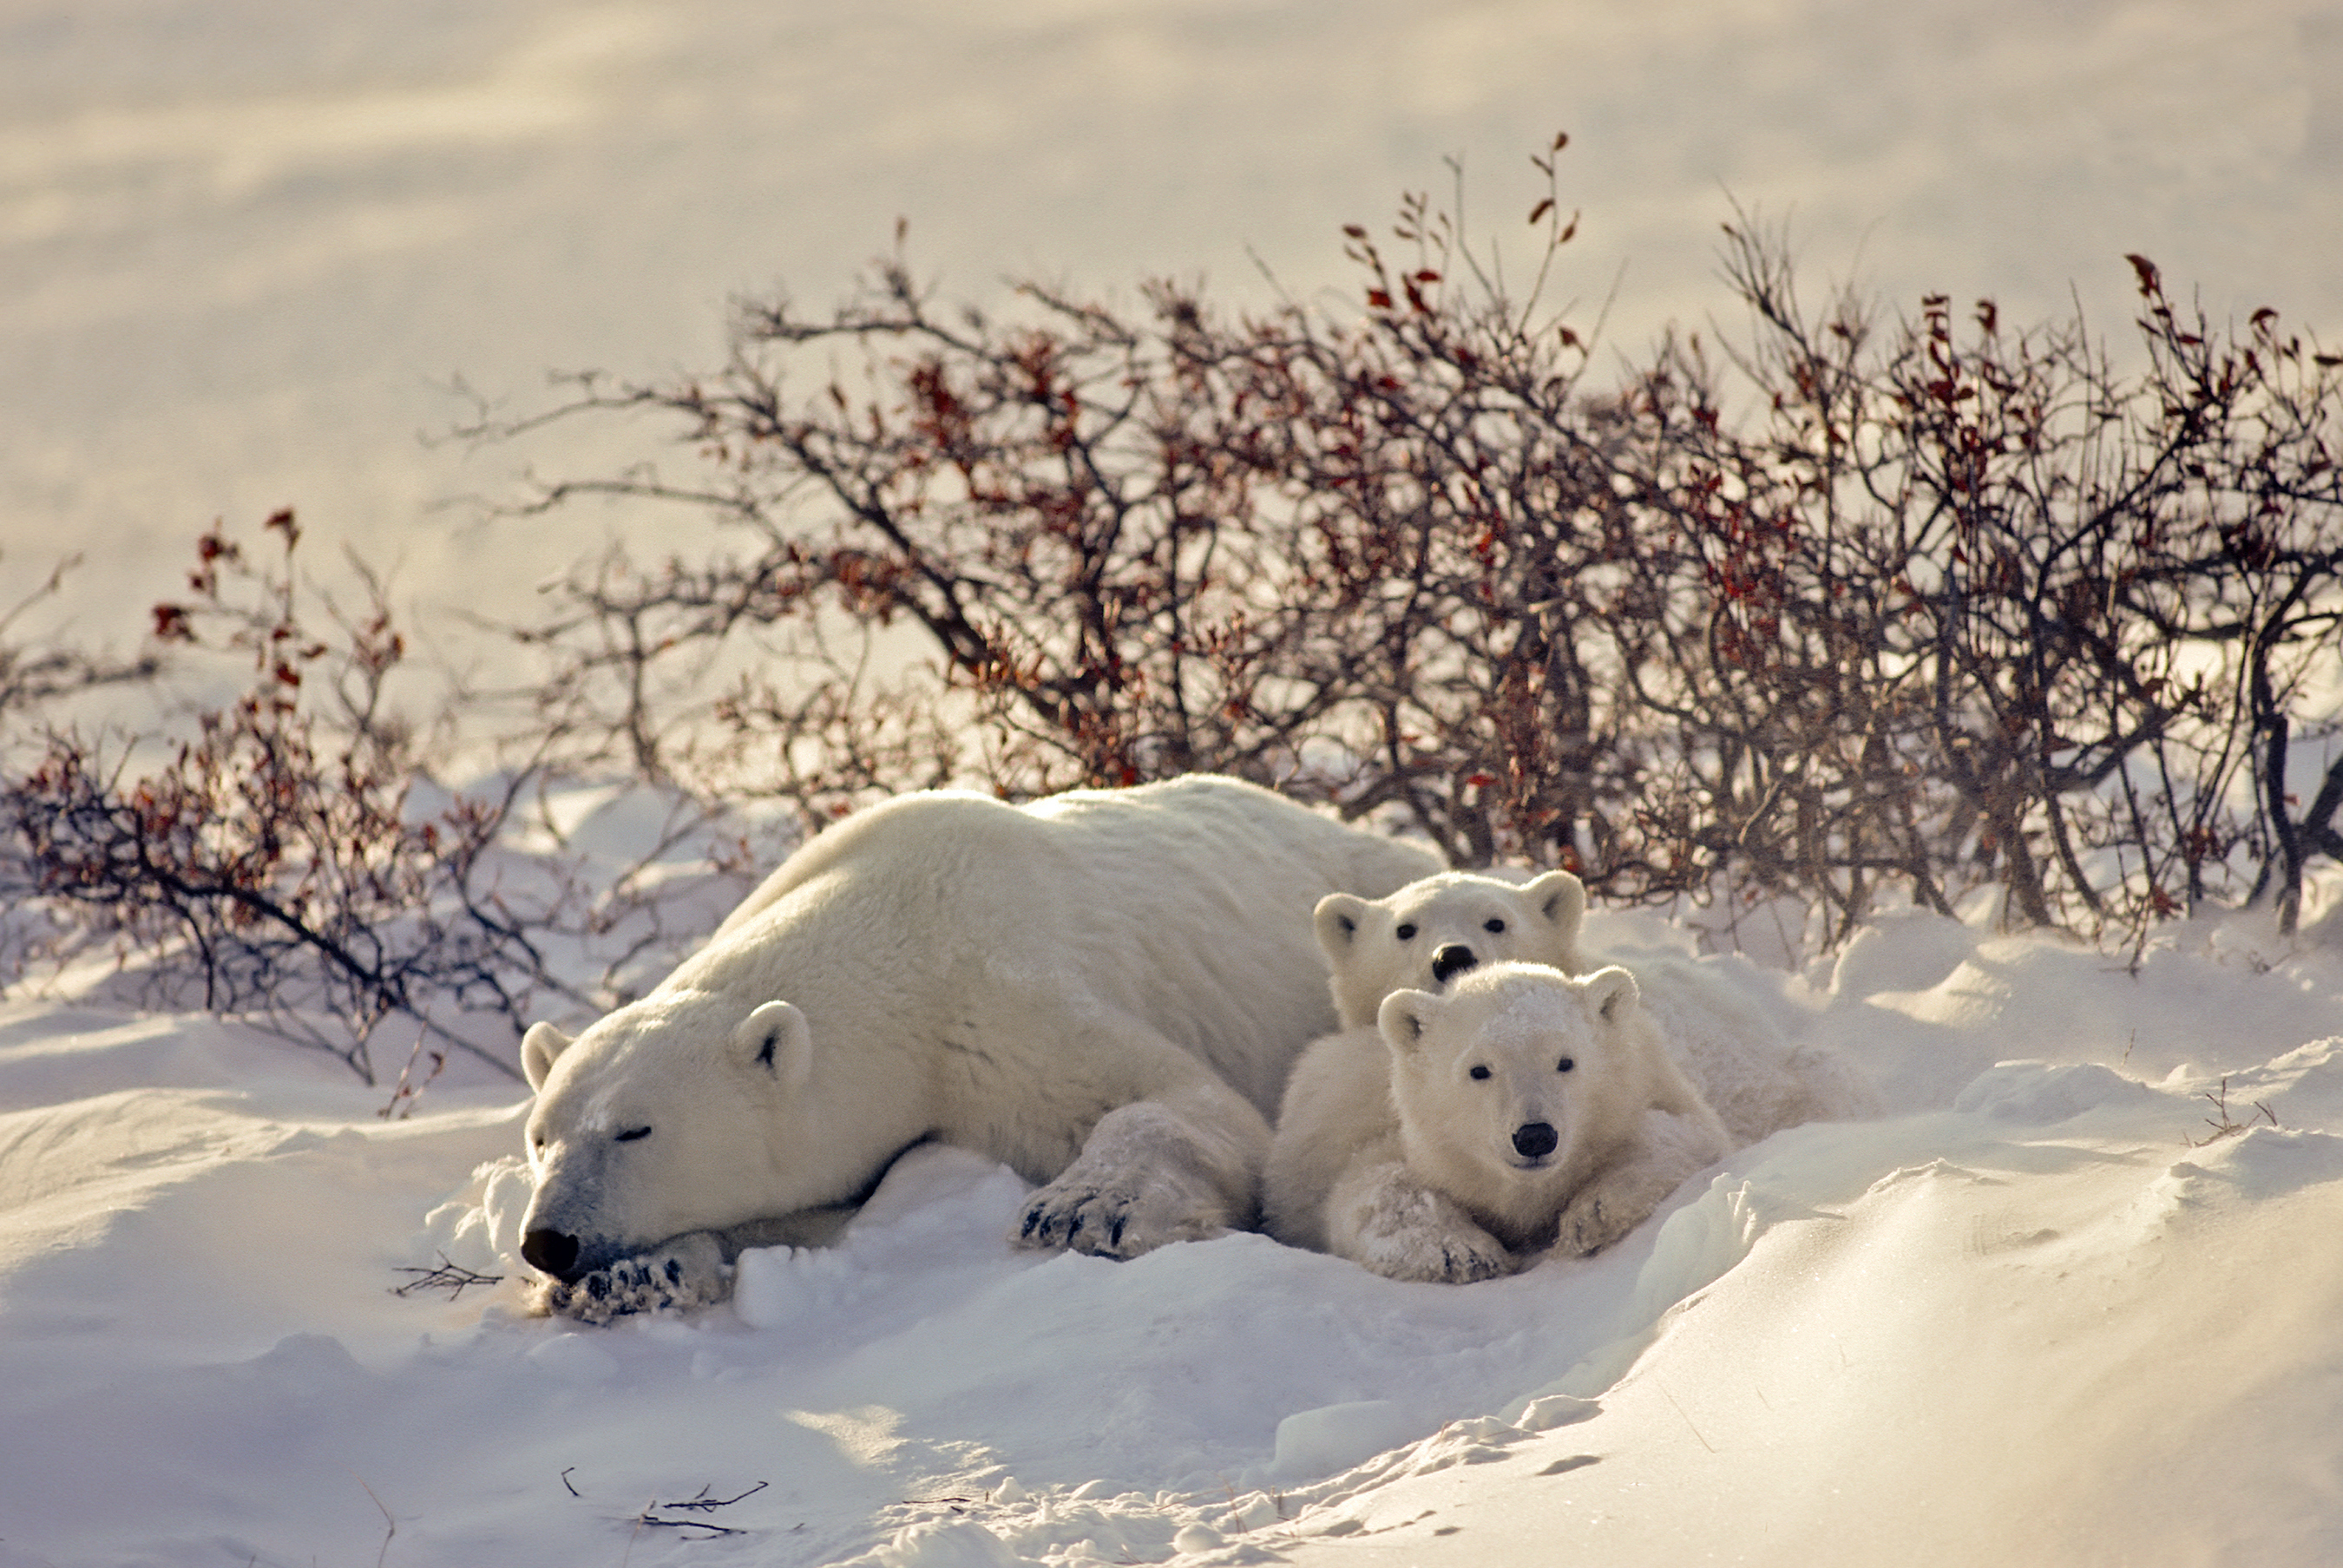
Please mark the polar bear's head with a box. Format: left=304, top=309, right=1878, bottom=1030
left=1375, top=962, right=1656, bottom=1244
left=1314, top=869, right=1586, bottom=1030
left=515, top=992, right=912, bottom=1283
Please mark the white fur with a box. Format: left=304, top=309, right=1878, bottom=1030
left=518, top=774, right=1441, bottom=1316
left=1263, top=963, right=1733, bottom=1282
left=1315, top=870, right=1587, bottom=1031
left=1309, top=869, right=1877, bottom=1145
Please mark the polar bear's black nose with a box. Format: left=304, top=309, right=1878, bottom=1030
left=1431, top=943, right=1478, bottom=985
left=1512, top=1122, right=1559, bottom=1159
left=522, top=1228, right=581, bottom=1280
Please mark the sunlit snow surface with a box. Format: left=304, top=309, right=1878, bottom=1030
left=6, top=850, right=2343, bottom=1565
left=8, top=4, right=2343, bottom=1561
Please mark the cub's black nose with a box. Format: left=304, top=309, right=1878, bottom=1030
left=1431, top=943, right=1479, bottom=985
left=1512, top=1121, right=1559, bottom=1160
left=522, top=1228, right=581, bottom=1280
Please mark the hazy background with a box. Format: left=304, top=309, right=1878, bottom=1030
left=5, top=0, right=2339, bottom=655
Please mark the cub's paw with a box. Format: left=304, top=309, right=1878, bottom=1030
left=1356, top=1219, right=1519, bottom=1284
left=1339, top=1180, right=1519, bottom=1283
left=1552, top=1112, right=1723, bottom=1259
left=1552, top=1175, right=1675, bottom=1258
left=1014, top=1172, right=1227, bottom=1259
left=1551, top=1191, right=1632, bottom=1259
left=540, top=1232, right=732, bottom=1324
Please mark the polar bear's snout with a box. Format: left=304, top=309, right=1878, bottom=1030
left=1509, top=1120, right=1559, bottom=1162
left=519, top=1138, right=632, bottom=1282
left=1431, top=943, right=1479, bottom=986
left=522, top=1227, right=583, bottom=1280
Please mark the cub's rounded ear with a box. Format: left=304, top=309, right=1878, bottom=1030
left=1582, top=965, right=1642, bottom=1024
left=1314, top=893, right=1376, bottom=965
left=1377, top=987, right=1444, bottom=1054
left=522, top=1021, right=573, bottom=1092
left=1523, top=869, right=1588, bottom=945
left=735, top=1000, right=812, bottom=1087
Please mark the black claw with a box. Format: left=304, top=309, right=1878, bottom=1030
left=664, top=1258, right=684, bottom=1285
left=585, top=1273, right=609, bottom=1300
left=1108, top=1214, right=1127, bottom=1249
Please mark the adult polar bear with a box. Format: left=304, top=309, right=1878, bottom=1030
left=518, top=774, right=1439, bottom=1315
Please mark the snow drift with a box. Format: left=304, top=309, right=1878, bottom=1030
left=6, top=833, right=2343, bottom=1565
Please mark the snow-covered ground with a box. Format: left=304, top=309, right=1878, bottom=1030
left=6, top=782, right=2343, bottom=1566
left=10, top=5, right=2343, bottom=1565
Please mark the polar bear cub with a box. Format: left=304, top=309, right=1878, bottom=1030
left=1314, top=870, right=1587, bottom=1033
left=1264, top=962, right=1733, bottom=1282
left=1312, top=869, right=1876, bottom=1146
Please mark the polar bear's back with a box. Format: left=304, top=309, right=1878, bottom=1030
left=699, top=775, right=1439, bottom=1117
left=1015, top=777, right=1440, bottom=1109
left=1625, top=951, right=1878, bottom=1145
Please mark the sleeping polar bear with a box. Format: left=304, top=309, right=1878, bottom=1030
left=517, top=774, right=1440, bottom=1319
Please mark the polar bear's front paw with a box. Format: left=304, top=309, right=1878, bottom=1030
left=1355, top=1218, right=1518, bottom=1284
left=1551, top=1191, right=1635, bottom=1259
left=1339, top=1179, right=1519, bottom=1283
left=1551, top=1112, right=1724, bottom=1259
left=1551, top=1170, right=1677, bottom=1257
left=1015, top=1173, right=1227, bottom=1259
left=540, top=1232, right=732, bottom=1323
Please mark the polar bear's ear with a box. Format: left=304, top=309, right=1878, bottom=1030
left=1522, top=870, right=1587, bottom=948
left=522, top=1021, right=573, bottom=1092
left=1377, top=987, right=1443, bottom=1055
left=1582, top=966, right=1642, bottom=1025
left=736, top=1000, right=813, bottom=1088
left=1315, top=893, right=1377, bottom=964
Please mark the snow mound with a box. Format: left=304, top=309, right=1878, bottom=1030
left=7, top=911, right=2343, bottom=1564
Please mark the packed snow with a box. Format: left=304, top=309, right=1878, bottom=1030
left=5, top=784, right=2343, bottom=1565
left=8, top=3, right=2343, bottom=1564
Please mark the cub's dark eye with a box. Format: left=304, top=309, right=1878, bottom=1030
left=1468, top=1065, right=1491, bottom=1081
left=1556, top=1057, right=1576, bottom=1073
left=1485, top=917, right=1506, bottom=933
left=614, top=1125, right=653, bottom=1143
left=1395, top=923, right=1418, bottom=941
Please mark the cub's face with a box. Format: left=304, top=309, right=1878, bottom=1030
left=1378, top=963, right=1644, bottom=1192
left=1316, top=870, right=1586, bottom=1029
left=516, top=994, right=818, bottom=1283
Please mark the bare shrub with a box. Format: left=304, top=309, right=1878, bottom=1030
left=471, top=147, right=1657, bottom=867
left=469, top=143, right=2343, bottom=954
left=0, top=513, right=697, bottom=1087
left=0, top=554, right=164, bottom=720
left=7, top=145, right=2336, bottom=1035
left=1617, top=232, right=2343, bottom=945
